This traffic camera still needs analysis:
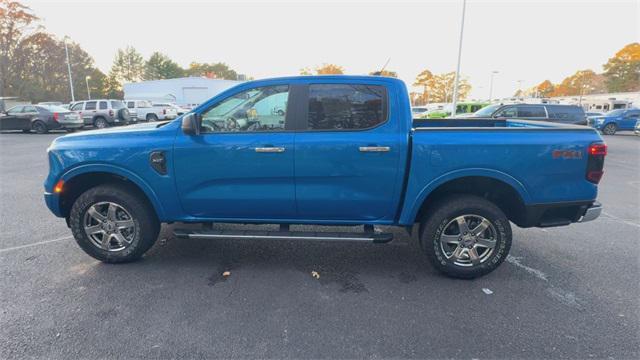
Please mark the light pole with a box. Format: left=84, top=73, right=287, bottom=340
left=85, top=76, right=91, bottom=99
left=488, top=71, right=498, bottom=102
left=450, top=0, right=466, bottom=117
left=63, top=36, right=75, bottom=102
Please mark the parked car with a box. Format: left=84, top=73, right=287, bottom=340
left=69, top=99, right=134, bottom=128
left=411, top=106, right=430, bottom=118
left=419, top=102, right=490, bottom=119
left=126, top=100, right=177, bottom=122
left=1, top=104, right=82, bottom=133
left=585, top=112, right=603, bottom=117
left=465, top=103, right=588, bottom=125
left=152, top=102, right=189, bottom=116
left=588, top=108, right=640, bottom=135
left=44, top=76, right=605, bottom=279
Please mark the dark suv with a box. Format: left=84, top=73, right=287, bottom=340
left=470, top=103, right=587, bottom=125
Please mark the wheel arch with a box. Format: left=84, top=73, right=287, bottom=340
left=403, top=169, right=531, bottom=226
left=58, top=164, right=165, bottom=221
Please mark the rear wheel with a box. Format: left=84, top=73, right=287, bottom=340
left=146, top=114, right=158, bottom=122
left=420, top=195, right=512, bottom=279
left=31, top=121, right=48, bottom=134
left=69, top=184, right=160, bottom=263
left=602, top=123, right=617, bottom=135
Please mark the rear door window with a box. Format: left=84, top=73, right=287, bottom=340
left=494, top=106, right=517, bottom=118
left=517, top=105, right=546, bottom=118
left=99, top=101, right=108, bottom=110
left=85, top=101, right=97, bottom=110
left=127, top=101, right=135, bottom=109
left=306, top=84, right=387, bottom=130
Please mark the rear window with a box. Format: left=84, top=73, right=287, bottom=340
left=111, top=101, right=125, bottom=109
left=307, top=84, right=387, bottom=130
left=37, top=105, right=69, bottom=112
left=547, top=106, right=585, bottom=122
left=85, top=101, right=96, bottom=110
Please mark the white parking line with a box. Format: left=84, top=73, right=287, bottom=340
left=0, top=235, right=73, bottom=254
left=506, top=255, right=549, bottom=281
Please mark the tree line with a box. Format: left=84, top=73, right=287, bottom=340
left=0, top=0, right=240, bottom=103
left=2, top=1, right=638, bottom=104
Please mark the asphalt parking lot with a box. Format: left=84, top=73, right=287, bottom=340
left=0, top=129, right=638, bottom=359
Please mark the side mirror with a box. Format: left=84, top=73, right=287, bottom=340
left=181, top=113, right=201, bottom=135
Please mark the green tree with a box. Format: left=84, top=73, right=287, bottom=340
left=603, top=42, right=640, bottom=92
left=110, top=46, right=145, bottom=84
left=0, top=0, right=39, bottom=97
left=144, top=52, right=184, bottom=80
left=186, top=62, right=238, bottom=80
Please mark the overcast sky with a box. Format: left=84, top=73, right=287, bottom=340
left=24, top=0, right=640, bottom=99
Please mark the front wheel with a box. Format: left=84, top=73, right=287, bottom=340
left=94, top=117, right=108, bottom=129
left=602, top=123, right=617, bottom=135
left=420, top=195, right=512, bottom=279
left=69, top=184, right=160, bottom=263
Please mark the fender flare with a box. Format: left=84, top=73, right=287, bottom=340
left=401, top=168, right=531, bottom=224
left=60, top=163, right=166, bottom=220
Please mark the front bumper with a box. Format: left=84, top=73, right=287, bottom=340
left=44, top=192, right=63, bottom=218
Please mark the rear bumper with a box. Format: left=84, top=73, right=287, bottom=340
left=59, top=122, right=83, bottom=129
left=579, top=201, right=602, bottom=223
left=517, top=200, right=602, bottom=228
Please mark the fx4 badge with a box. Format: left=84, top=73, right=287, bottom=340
left=552, top=149, right=583, bottom=159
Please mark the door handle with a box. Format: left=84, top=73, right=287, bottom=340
left=359, top=146, right=390, bottom=152
left=255, top=147, right=285, bottom=153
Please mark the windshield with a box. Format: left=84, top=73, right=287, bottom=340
left=473, top=104, right=501, bottom=117
left=37, top=105, right=69, bottom=112
left=110, top=101, right=125, bottom=109
left=604, top=109, right=624, bottom=116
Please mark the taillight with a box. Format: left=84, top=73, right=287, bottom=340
left=109, top=109, right=114, bottom=117
left=586, top=142, right=606, bottom=184
left=53, top=112, right=59, bottom=121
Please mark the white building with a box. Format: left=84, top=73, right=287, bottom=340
left=123, top=77, right=241, bottom=106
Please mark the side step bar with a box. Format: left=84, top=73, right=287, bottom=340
left=173, top=229, right=393, bottom=243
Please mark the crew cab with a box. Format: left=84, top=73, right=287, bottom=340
left=126, top=100, right=178, bottom=122
left=44, top=76, right=606, bottom=278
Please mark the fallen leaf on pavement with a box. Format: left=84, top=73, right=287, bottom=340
left=311, top=271, right=320, bottom=279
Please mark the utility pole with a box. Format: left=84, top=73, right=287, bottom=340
left=64, top=36, right=75, bottom=102
left=488, top=71, right=498, bottom=102
left=450, top=0, right=466, bottom=117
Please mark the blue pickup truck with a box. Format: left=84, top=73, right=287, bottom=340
left=588, top=108, right=640, bottom=135
left=44, top=76, right=606, bottom=278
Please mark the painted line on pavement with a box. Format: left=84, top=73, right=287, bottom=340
left=0, top=235, right=73, bottom=254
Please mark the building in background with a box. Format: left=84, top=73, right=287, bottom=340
left=123, top=77, right=242, bottom=107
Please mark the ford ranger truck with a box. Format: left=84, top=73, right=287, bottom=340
left=44, top=76, right=605, bottom=278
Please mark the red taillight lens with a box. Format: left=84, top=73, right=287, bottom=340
left=109, top=109, right=114, bottom=117
left=53, top=112, right=59, bottom=121
left=586, top=142, right=606, bottom=184
left=589, top=143, right=607, bottom=156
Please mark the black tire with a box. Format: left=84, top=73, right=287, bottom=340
left=146, top=114, right=158, bottom=122
left=69, top=184, right=160, bottom=263
left=31, top=121, right=48, bottom=134
left=66, top=128, right=76, bottom=133
left=94, top=117, right=108, bottom=129
left=602, top=123, right=617, bottom=135
left=22, top=129, right=31, bottom=133
left=117, top=108, right=131, bottom=122
left=420, top=194, right=512, bottom=279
